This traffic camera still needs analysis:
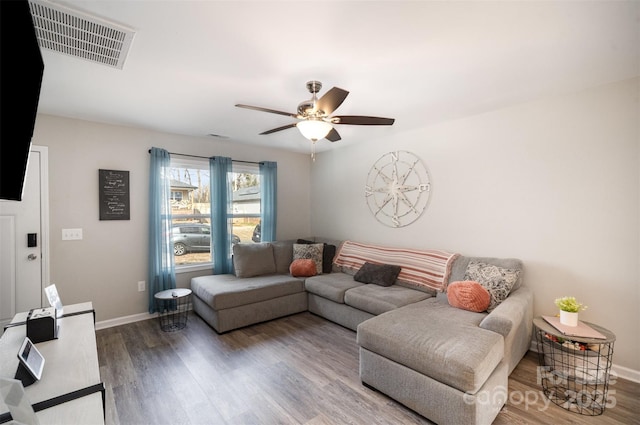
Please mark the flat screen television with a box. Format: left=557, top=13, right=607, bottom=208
left=0, top=0, right=44, bottom=201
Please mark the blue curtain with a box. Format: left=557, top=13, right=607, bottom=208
left=148, top=147, right=176, bottom=313
left=210, top=156, right=233, bottom=274
left=260, top=161, right=277, bottom=242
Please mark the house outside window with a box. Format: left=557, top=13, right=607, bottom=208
left=169, top=157, right=261, bottom=269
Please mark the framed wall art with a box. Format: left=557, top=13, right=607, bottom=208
left=99, top=169, right=130, bottom=220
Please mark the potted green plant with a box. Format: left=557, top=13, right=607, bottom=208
left=555, top=296, right=587, bottom=326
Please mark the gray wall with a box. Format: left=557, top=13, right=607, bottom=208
left=32, top=115, right=312, bottom=322
left=310, top=78, right=640, bottom=372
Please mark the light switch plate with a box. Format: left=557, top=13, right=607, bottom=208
left=61, top=228, right=83, bottom=240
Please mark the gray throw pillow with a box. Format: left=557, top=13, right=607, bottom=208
left=353, top=262, right=401, bottom=287
left=233, top=243, right=276, bottom=278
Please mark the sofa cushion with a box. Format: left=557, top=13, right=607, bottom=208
left=289, top=259, right=317, bottom=277
left=353, top=262, right=401, bottom=287
left=304, top=273, right=363, bottom=304
left=233, top=243, right=276, bottom=278
left=357, top=298, right=502, bottom=394
left=272, top=240, right=294, bottom=274
left=447, top=281, right=491, bottom=313
left=293, top=243, right=324, bottom=275
left=463, top=261, right=520, bottom=313
left=345, top=284, right=431, bottom=315
left=191, top=274, right=304, bottom=310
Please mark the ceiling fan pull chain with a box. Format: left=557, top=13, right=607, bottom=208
left=311, top=140, right=318, bottom=162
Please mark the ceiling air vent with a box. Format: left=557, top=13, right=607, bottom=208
left=28, top=0, right=135, bottom=69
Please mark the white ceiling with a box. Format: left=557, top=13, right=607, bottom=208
left=34, top=0, right=640, bottom=154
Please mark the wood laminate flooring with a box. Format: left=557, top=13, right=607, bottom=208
left=96, top=312, right=639, bottom=425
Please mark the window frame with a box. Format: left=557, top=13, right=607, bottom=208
left=169, top=157, right=262, bottom=274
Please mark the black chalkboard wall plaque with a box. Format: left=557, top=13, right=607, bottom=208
left=99, top=169, right=130, bottom=220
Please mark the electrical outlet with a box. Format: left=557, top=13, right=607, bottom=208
left=137, top=281, right=145, bottom=292
left=61, top=228, right=83, bottom=240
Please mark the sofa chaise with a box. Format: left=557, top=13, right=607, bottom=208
left=190, top=239, right=534, bottom=425
left=191, top=241, right=307, bottom=333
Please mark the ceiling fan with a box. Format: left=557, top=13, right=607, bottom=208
left=235, top=81, right=395, bottom=146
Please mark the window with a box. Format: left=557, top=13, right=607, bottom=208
left=169, top=157, right=261, bottom=268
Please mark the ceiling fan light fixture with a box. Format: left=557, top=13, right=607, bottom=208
left=296, top=120, right=333, bottom=142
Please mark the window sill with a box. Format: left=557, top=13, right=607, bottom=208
left=175, top=263, right=213, bottom=274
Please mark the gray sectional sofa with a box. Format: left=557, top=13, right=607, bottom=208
left=190, top=239, right=534, bottom=425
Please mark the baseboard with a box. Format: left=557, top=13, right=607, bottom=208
left=95, top=312, right=155, bottom=330
left=611, top=364, right=640, bottom=384
left=95, top=306, right=194, bottom=331
left=529, top=340, right=640, bottom=384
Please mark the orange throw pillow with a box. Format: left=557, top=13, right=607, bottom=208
left=447, top=281, right=491, bottom=313
left=290, top=259, right=317, bottom=277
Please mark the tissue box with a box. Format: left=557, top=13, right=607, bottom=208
left=26, top=307, right=58, bottom=343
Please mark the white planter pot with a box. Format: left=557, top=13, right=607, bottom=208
left=560, top=310, right=579, bottom=326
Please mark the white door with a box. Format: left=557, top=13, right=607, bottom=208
left=0, top=145, right=49, bottom=326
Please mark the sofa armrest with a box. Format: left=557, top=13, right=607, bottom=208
left=479, top=285, right=534, bottom=374
left=480, top=286, right=533, bottom=337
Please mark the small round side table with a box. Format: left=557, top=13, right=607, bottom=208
left=154, top=288, right=192, bottom=332
left=533, top=317, right=615, bottom=416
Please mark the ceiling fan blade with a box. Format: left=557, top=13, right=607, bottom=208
left=316, top=87, right=349, bottom=115
left=325, top=128, right=341, bottom=142
left=259, top=123, right=297, bottom=135
left=236, top=104, right=298, bottom=118
left=332, top=115, right=395, bottom=125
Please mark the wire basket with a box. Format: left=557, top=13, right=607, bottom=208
left=154, top=289, right=191, bottom=332
left=536, top=330, right=614, bottom=415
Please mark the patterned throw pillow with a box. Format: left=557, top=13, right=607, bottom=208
left=447, top=281, right=491, bottom=313
left=293, top=243, right=324, bottom=275
left=297, top=239, right=337, bottom=274
left=463, top=261, right=521, bottom=312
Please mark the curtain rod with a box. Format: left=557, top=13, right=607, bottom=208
left=147, top=149, right=261, bottom=165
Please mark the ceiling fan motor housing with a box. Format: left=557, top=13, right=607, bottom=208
left=298, top=80, right=323, bottom=116
left=298, top=100, right=317, bottom=116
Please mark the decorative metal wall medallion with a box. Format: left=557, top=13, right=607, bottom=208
left=365, top=151, right=431, bottom=227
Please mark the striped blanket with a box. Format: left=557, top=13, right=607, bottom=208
left=334, top=240, right=458, bottom=292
